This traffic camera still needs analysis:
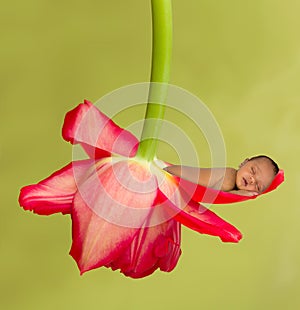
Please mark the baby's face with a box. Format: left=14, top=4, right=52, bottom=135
left=235, top=158, right=276, bottom=193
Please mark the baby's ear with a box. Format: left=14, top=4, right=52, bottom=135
left=239, top=158, right=249, bottom=168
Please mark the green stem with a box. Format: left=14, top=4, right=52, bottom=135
left=136, top=0, right=172, bottom=161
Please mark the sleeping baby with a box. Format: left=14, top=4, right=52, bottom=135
left=164, top=155, right=279, bottom=196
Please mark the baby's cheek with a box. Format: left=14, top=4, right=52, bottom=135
left=235, top=178, right=241, bottom=190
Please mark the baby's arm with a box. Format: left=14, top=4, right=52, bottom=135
left=228, top=189, right=258, bottom=196
left=164, top=165, right=237, bottom=191
left=164, top=165, right=258, bottom=196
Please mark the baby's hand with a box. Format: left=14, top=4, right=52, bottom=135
left=229, top=190, right=259, bottom=196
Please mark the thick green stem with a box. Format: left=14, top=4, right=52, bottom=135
left=136, top=0, right=172, bottom=161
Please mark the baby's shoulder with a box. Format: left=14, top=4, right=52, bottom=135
left=222, top=168, right=237, bottom=191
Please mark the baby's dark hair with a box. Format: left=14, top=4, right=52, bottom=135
left=248, top=155, right=279, bottom=175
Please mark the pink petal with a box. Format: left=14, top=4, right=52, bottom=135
left=70, top=159, right=159, bottom=274
left=154, top=165, right=241, bottom=242
left=107, top=219, right=181, bottom=278
left=62, top=100, right=138, bottom=158
left=19, top=160, right=91, bottom=215
left=173, top=198, right=242, bottom=243
left=155, top=163, right=185, bottom=220
left=70, top=192, right=141, bottom=274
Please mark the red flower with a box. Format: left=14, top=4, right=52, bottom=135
left=19, top=100, right=283, bottom=278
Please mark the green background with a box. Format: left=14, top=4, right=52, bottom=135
left=1, top=0, right=299, bottom=309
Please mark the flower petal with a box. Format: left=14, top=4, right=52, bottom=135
left=19, top=160, right=91, bottom=215
left=177, top=169, right=285, bottom=204
left=178, top=177, right=256, bottom=204
left=62, top=100, right=138, bottom=158
left=69, top=158, right=159, bottom=274
left=263, top=169, right=284, bottom=194
left=173, top=199, right=242, bottom=243
left=149, top=163, right=242, bottom=242
left=77, top=158, right=159, bottom=228
left=70, top=192, right=141, bottom=274
left=107, top=218, right=181, bottom=278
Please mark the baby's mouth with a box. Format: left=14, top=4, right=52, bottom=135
left=243, top=177, right=248, bottom=187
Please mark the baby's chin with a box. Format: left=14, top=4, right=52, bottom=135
left=236, top=183, right=251, bottom=191
left=235, top=181, right=244, bottom=191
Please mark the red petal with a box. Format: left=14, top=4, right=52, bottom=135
left=177, top=169, right=285, bottom=204
left=173, top=199, right=242, bottom=243
left=62, top=100, right=138, bottom=158
left=263, top=169, right=284, bottom=194
left=107, top=219, right=181, bottom=278
left=69, top=159, right=159, bottom=274
left=154, top=161, right=185, bottom=220
left=19, top=160, right=91, bottom=215
left=70, top=192, right=141, bottom=274
left=178, top=177, right=256, bottom=204
left=150, top=162, right=242, bottom=243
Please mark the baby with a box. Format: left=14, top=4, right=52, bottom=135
left=164, top=155, right=279, bottom=196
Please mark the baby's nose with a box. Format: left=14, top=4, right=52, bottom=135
left=249, top=176, right=255, bottom=184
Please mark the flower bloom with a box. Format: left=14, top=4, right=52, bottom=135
left=19, top=100, right=284, bottom=278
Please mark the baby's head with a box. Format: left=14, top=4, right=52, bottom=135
left=235, top=155, right=279, bottom=194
